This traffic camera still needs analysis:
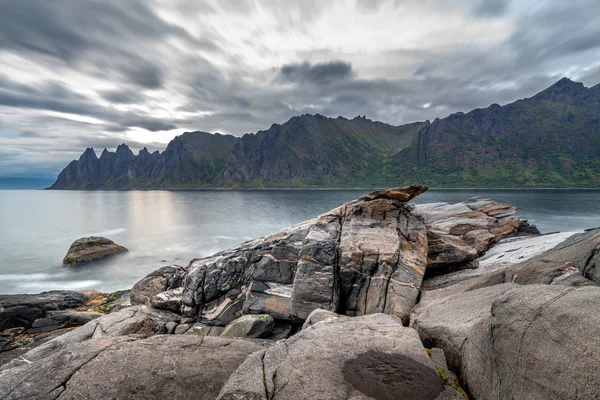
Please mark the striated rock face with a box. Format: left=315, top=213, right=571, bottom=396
left=414, top=197, right=520, bottom=274
left=130, top=265, right=186, bottom=306
left=143, top=185, right=431, bottom=327
left=63, top=236, right=128, bottom=265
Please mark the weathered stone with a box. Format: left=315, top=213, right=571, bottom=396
left=26, top=310, right=101, bottom=334
left=171, top=189, right=430, bottom=326
left=338, top=198, right=428, bottom=324
left=187, top=323, right=225, bottom=337
left=414, top=198, right=521, bottom=274
left=218, top=313, right=461, bottom=400
left=130, top=265, right=186, bottom=306
left=0, top=335, right=268, bottom=400
left=242, top=291, right=292, bottom=321
left=413, top=284, right=600, bottom=400
left=0, top=291, right=94, bottom=331
left=63, top=236, right=127, bottom=265
left=362, top=185, right=429, bottom=202
left=301, top=308, right=340, bottom=330
left=220, top=314, right=275, bottom=339
left=150, top=288, right=183, bottom=313
left=17, top=305, right=180, bottom=362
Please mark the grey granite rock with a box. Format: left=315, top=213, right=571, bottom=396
left=0, top=335, right=268, bottom=400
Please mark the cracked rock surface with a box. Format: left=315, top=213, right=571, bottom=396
left=0, top=335, right=268, bottom=400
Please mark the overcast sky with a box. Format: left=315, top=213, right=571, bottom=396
left=1, top=0, right=599, bottom=178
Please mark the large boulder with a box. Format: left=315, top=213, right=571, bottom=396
left=414, top=197, right=521, bottom=274
left=0, top=335, right=268, bottom=400
left=63, top=236, right=127, bottom=265
left=413, top=284, right=600, bottom=399
left=218, top=313, right=464, bottom=399
left=140, top=186, right=431, bottom=327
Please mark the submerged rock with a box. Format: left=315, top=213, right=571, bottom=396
left=63, top=236, right=128, bottom=265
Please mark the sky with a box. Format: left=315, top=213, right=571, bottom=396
left=0, top=0, right=599, bottom=179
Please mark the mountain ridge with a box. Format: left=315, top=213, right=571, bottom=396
left=50, top=78, right=600, bottom=189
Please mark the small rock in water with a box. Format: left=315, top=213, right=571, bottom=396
left=63, top=236, right=128, bottom=265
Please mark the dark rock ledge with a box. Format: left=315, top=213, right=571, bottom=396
left=2, top=186, right=600, bottom=399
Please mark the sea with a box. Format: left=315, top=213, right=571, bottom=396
left=1, top=189, right=599, bottom=294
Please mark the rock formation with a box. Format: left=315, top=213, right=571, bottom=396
left=63, top=236, right=128, bottom=265
left=3, top=188, right=600, bottom=399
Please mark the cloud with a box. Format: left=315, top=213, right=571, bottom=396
left=472, top=0, right=510, bottom=17
left=280, top=61, right=353, bottom=84
left=0, top=0, right=598, bottom=177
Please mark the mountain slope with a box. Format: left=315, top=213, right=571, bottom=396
left=383, top=78, right=600, bottom=187
left=50, top=78, right=600, bottom=189
left=50, top=132, right=239, bottom=189
left=220, top=114, right=424, bottom=186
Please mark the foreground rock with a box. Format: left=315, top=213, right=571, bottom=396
left=218, top=313, right=464, bottom=399
left=220, top=314, right=275, bottom=339
left=132, top=185, right=434, bottom=328
left=0, top=290, right=128, bottom=366
left=130, top=265, right=186, bottom=306
left=63, top=236, right=128, bottom=265
left=413, top=284, right=600, bottom=399
left=414, top=197, right=522, bottom=274
left=0, top=335, right=268, bottom=400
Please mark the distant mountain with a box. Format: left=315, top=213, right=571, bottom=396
left=50, top=78, right=600, bottom=189
left=50, top=116, right=424, bottom=189
left=386, top=78, right=600, bottom=187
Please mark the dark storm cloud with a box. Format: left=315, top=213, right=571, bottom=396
left=0, top=75, right=177, bottom=132
left=279, top=61, right=353, bottom=84
left=472, top=0, right=510, bottom=17
left=0, top=0, right=200, bottom=62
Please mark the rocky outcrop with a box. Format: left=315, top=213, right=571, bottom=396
left=6, top=190, right=600, bottom=399
left=0, top=335, right=268, bottom=400
left=63, top=236, right=128, bottom=265
left=0, top=290, right=99, bottom=331
left=0, top=290, right=128, bottom=366
left=218, top=313, right=464, bottom=400
left=130, top=265, right=186, bottom=306
left=147, top=185, right=431, bottom=327
left=414, top=197, right=521, bottom=274
left=413, top=284, right=600, bottom=399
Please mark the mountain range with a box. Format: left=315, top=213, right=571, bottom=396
left=50, top=77, right=600, bottom=189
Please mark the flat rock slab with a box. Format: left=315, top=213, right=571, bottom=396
left=63, top=236, right=128, bottom=265
left=0, top=335, right=269, bottom=400
left=413, top=284, right=600, bottom=400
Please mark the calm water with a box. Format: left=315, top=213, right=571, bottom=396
left=1, top=189, right=599, bottom=294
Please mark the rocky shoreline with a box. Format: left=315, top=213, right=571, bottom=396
left=2, top=186, right=599, bottom=399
